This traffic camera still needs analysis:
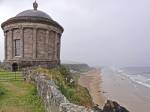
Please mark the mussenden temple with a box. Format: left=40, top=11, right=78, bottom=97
left=1, top=1, right=64, bottom=71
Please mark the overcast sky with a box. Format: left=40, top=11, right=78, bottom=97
left=0, top=0, right=150, bottom=66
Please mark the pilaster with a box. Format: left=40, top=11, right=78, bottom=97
left=33, top=28, right=37, bottom=59
left=57, top=33, right=61, bottom=63
left=4, top=32, right=7, bottom=60
left=54, top=32, right=58, bottom=61
left=10, top=30, right=13, bottom=59
left=46, top=30, right=49, bottom=59
left=20, top=27, right=24, bottom=58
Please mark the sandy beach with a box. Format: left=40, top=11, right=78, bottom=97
left=78, top=69, right=106, bottom=108
left=79, top=67, right=150, bottom=112
left=101, top=68, right=150, bottom=112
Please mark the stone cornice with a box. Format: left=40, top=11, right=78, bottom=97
left=1, top=16, right=64, bottom=33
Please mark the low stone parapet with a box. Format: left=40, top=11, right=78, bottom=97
left=23, top=68, right=92, bottom=112
left=23, top=68, right=129, bottom=112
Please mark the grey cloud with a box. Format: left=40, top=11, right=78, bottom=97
left=0, top=0, right=150, bottom=66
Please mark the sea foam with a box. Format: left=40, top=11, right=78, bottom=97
left=117, top=69, right=150, bottom=89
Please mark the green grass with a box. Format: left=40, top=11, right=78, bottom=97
left=36, top=66, right=93, bottom=107
left=0, top=71, right=45, bottom=112
left=0, top=71, right=23, bottom=81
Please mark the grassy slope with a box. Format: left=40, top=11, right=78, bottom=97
left=0, top=71, right=45, bottom=112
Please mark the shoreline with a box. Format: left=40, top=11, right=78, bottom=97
left=101, top=68, right=150, bottom=112
left=78, top=68, right=106, bottom=108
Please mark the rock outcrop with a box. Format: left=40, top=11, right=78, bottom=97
left=103, top=100, right=129, bottom=112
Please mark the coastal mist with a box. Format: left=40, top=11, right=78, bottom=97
left=101, top=67, right=150, bottom=112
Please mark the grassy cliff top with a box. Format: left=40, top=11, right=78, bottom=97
left=35, top=66, right=93, bottom=107
left=0, top=70, right=45, bottom=112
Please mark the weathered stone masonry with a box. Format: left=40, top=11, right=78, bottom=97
left=1, top=1, right=63, bottom=70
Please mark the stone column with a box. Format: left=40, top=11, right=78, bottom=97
left=20, top=28, right=24, bottom=58
left=33, top=28, right=37, bottom=59
left=46, top=30, right=49, bottom=59
left=4, top=31, right=7, bottom=60
left=57, top=34, right=61, bottom=64
left=54, top=32, right=58, bottom=61
left=10, top=30, right=13, bottom=59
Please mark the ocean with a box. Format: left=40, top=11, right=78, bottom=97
left=101, top=67, right=150, bottom=112
left=121, top=67, right=150, bottom=88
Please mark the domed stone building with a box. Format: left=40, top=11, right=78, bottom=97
left=1, top=1, right=64, bottom=70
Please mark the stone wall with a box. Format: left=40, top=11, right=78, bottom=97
left=23, top=69, right=92, bottom=112
left=4, top=22, right=61, bottom=61
left=22, top=68, right=130, bottom=112
left=3, top=22, right=62, bottom=69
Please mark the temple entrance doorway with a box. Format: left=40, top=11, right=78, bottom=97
left=12, top=63, right=18, bottom=71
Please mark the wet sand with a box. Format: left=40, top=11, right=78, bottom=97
left=101, top=68, right=150, bottom=112
left=78, top=69, right=106, bottom=108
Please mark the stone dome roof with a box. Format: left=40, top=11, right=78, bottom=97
left=16, top=1, right=52, bottom=20
left=1, top=1, right=64, bottom=32
left=16, top=9, right=52, bottom=20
